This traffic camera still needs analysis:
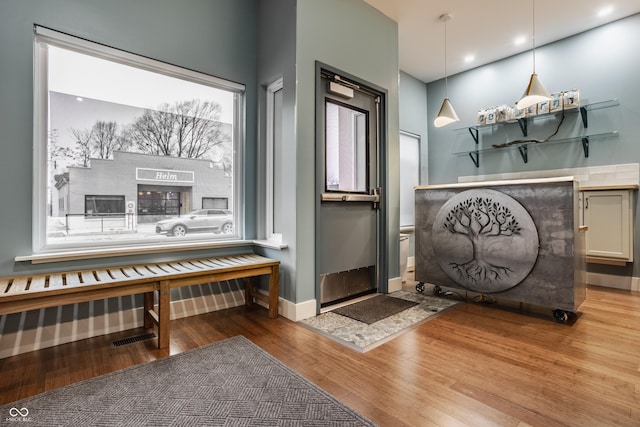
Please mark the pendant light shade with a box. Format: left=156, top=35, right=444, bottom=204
left=434, top=97, right=460, bottom=128
left=515, top=73, right=551, bottom=110
left=516, top=0, right=552, bottom=110
left=434, top=13, right=459, bottom=128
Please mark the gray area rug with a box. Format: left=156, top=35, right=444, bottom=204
left=332, top=295, right=418, bottom=324
left=0, top=336, right=376, bottom=426
left=301, top=290, right=459, bottom=352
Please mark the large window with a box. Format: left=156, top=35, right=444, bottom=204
left=33, top=26, right=244, bottom=253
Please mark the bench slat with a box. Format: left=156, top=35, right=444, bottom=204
left=4, top=277, right=31, bottom=295
left=185, top=259, right=213, bottom=271
left=93, top=269, right=112, bottom=283
left=27, top=275, right=49, bottom=292
left=164, top=262, right=192, bottom=274
left=140, top=265, right=161, bottom=276
left=105, top=268, right=129, bottom=281
left=64, top=272, right=83, bottom=286
left=120, top=266, right=142, bottom=279
left=48, top=274, right=65, bottom=289
left=78, top=271, right=101, bottom=286
left=0, top=278, right=10, bottom=293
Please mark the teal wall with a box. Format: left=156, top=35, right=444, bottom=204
left=295, top=0, right=399, bottom=302
left=424, top=13, right=640, bottom=276
left=0, top=0, right=258, bottom=276
left=426, top=14, right=640, bottom=184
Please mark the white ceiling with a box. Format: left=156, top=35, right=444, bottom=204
left=363, top=0, right=640, bottom=83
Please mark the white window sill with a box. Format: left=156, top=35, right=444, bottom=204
left=15, top=240, right=255, bottom=264
left=252, top=239, right=288, bottom=250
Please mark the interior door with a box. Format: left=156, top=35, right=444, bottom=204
left=316, top=68, right=383, bottom=308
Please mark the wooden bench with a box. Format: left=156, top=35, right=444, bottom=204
left=0, top=253, right=279, bottom=349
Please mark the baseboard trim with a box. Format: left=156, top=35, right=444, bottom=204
left=388, top=277, right=403, bottom=293
left=586, top=272, right=640, bottom=292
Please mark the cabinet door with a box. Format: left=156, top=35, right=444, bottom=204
left=583, top=190, right=632, bottom=261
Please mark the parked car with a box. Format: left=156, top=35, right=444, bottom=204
left=155, top=209, right=233, bottom=236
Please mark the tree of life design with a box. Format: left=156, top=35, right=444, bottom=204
left=443, top=196, right=521, bottom=283
left=432, top=189, right=538, bottom=293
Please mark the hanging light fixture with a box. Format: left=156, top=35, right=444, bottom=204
left=434, top=13, right=459, bottom=128
left=515, top=0, right=552, bottom=110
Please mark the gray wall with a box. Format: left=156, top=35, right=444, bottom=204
left=399, top=71, right=429, bottom=186
left=424, top=13, right=640, bottom=276
left=0, top=0, right=258, bottom=277
left=255, top=0, right=298, bottom=302
left=295, top=0, right=399, bottom=302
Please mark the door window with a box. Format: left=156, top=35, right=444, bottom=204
left=325, top=100, right=368, bottom=193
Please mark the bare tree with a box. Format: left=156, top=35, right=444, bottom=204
left=70, top=127, right=94, bottom=167
left=90, top=121, right=119, bottom=159
left=128, top=104, right=176, bottom=156
left=442, top=196, right=522, bottom=283
left=174, top=100, right=228, bottom=158
left=128, top=99, right=228, bottom=159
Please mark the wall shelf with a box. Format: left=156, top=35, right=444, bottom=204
left=454, top=131, right=619, bottom=167
left=454, top=99, right=620, bottom=167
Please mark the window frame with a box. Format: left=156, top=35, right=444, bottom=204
left=265, top=78, right=283, bottom=244
left=32, top=25, right=245, bottom=256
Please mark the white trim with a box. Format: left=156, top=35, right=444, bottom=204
left=388, top=277, right=403, bottom=293
left=407, top=255, right=415, bottom=271
left=15, top=240, right=253, bottom=264
left=252, top=239, right=288, bottom=250
left=586, top=272, right=640, bottom=292
left=265, top=78, right=284, bottom=245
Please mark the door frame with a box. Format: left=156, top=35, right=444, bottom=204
left=314, top=61, right=388, bottom=312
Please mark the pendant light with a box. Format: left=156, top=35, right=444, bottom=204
left=515, top=0, right=552, bottom=110
left=434, top=13, right=459, bottom=128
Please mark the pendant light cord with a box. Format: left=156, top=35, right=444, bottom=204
left=532, top=0, right=537, bottom=73
left=443, top=15, right=449, bottom=96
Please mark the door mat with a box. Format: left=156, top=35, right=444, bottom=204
left=300, top=290, right=459, bottom=352
left=332, top=294, right=418, bottom=324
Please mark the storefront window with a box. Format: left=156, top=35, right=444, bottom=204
left=33, top=26, right=244, bottom=253
left=85, top=195, right=125, bottom=217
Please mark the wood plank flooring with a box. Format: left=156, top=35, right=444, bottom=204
left=1, top=283, right=639, bottom=426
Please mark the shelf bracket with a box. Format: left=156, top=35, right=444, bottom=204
left=580, top=106, right=588, bottom=128
left=469, top=150, right=479, bottom=168
left=518, top=145, right=529, bottom=163
left=582, top=136, right=589, bottom=157
left=517, top=118, right=528, bottom=137
left=468, top=127, right=479, bottom=144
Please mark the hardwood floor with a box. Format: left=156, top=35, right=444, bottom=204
left=1, top=283, right=639, bottom=426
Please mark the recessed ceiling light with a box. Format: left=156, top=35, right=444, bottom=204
left=464, top=54, right=475, bottom=63
left=514, top=35, right=526, bottom=46
left=598, top=6, right=614, bottom=17
left=76, top=97, right=84, bottom=102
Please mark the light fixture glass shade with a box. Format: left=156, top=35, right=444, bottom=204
left=434, top=97, right=460, bottom=128
left=515, top=73, right=552, bottom=110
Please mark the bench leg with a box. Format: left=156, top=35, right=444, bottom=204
left=143, top=291, right=154, bottom=330
left=158, top=280, right=170, bottom=349
left=268, top=265, right=279, bottom=319
left=244, top=277, right=254, bottom=310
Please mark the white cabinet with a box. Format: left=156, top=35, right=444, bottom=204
left=582, top=189, right=634, bottom=263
